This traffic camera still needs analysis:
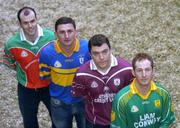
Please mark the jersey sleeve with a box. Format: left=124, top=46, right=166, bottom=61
left=39, top=48, right=51, bottom=80
left=110, top=93, right=127, bottom=128
left=1, top=43, right=16, bottom=69
left=71, top=71, right=87, bottom=97
left=123, top=67, right=133, bottom=86
left=159, top=91, right=176, bottom=127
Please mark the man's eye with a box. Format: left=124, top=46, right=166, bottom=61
left=59, top=31, right=64, bottom=34
left=68, top=30, right=73, bottom=33
left=145, top=68, right=151, bottom=72
left=102, top=50, right=108, bottom=55
left=23, top=22, right=28, bottom=25
left=30, top=20, right=35, bottom=23
left=92, top=52, right=98, bottom=56
left=136, top=69, right=142, bottom=72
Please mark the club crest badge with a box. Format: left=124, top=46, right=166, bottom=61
left=54, top=61, right=62, bottom=68
left=21, top=50, right=28, bottom=57
left=79, top=56, right=84, bottom=64
left=114, top=78, right=120, bottom=86
left=131, top=105, right=139, bottom=113
left=91, top=81, right=98, bottom=88
left=154, top=99, right=161, bottom=108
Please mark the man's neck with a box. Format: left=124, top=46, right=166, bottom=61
left=135, top=82, right=151, bottom=96
left=97, top=60, right=111, bottom=75
left=59, top=42, right=76, bottom=56
left=26, top=34, right=38, bottom=43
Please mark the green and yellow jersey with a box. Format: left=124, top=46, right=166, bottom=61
left=111, top=79, right=175, bottom=128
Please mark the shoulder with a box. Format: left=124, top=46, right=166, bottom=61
left=5, top=32, right=20, bottom=47
left=79, top=39, right=88, bottom=43
left=43, top=28, right=54, bottom=34
left=115, top=85, right=131, bottom=100
left=77, top=39, right=89, bottom=55
left=155, top=82, right=171, bottom=96
left=77, top=61, right=91, bottom=72
left=79, top=39, right=88, bottom=46
left=113, top=57, right=132, bottom=74
left=116, top=57, right=132, bottom=67
left=42, top=28, right=55, bottom=39
left=117, top=85, right=130, bottom=96
left=41, top=41, right=54, bottom=53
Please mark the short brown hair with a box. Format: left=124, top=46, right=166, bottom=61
left=132, top=53, right=154, bottom=70
left=88, top=34, right=111, bottom=53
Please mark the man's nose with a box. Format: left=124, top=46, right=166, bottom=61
left=99, top=53, right=104, bottom=59
left=142, top=70, right=146, bottom=77
left=65, top=32, right=69, bottom=38
left=28, top=22, right=32, bottom=27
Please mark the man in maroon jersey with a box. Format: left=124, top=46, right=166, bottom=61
left=72, top=34, right=133, bottom=128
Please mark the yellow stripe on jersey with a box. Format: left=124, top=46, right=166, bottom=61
left=39, top=71, right=50, bottom=77
left=39, top=63, right=49, bottom=68
left=51, top=67, right=77, bottom=74
left=50, top=67, right=78, bottom=87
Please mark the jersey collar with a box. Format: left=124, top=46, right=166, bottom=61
left=130, top=79, right=157, bottom=100
left=90, top=54, right=118, bottom=75
left=20, top=24, right=43, bottom=45
left=54, top=38, right=79, bottom=56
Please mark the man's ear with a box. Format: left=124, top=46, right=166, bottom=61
left=54, top=31, right=57, bottom=37
left=132, top=69, right=135, bottom=77
left=75, top=29, right=78, bottom=37
left=17, top=20, right=21, bottom=27
left=109, top=49, right=112, bottom=54
left=152, top=68, right=155, bottom=77
left=89, top=52, right=92, bottom=57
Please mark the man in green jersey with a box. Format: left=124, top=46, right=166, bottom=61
left=2, top=7, right=55, bottom=128
left=111, top=53, right=176, bottom=128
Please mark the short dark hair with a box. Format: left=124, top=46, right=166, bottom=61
left=88, top=34, right=111, bottom=53
left=132, top=53, right=154, bottom=70
left=17, top=6, right=36, bottom=23
left=55, top=17, right=76, bottom=31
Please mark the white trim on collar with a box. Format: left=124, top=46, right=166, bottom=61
left=90, top=54, right=118, bottom=75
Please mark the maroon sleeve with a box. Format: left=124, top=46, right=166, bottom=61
left=71, top=72, right=86, bottom=97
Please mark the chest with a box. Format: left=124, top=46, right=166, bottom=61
left=49, top=52, right=87, bottom=69
left=84, top=72, right=128, bottom=96
left=126, top=94, right=163, bottom=123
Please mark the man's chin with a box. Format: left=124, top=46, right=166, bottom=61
left=141, top=81, right=151, bottom=87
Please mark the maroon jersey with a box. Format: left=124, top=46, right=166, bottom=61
left=72, top=56, right=133, bottom=125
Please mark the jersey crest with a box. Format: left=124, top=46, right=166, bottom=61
left=54, top=61, right=62, bottom=67
left=91, top=81, right=98, bottom=88
left=114, top=78, right=121, bottom=86
left=21, top=50, right=28, bottom=57
left=131, top=105, right=139, bottom=113
left=154, top=99, right=161, bottom=108
left=79, top=56, right=84, bottom=64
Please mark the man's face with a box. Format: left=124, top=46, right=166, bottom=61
left=55, top=23, right=77, bottom=47
left=19, top=10, right=38, bottom=37
left=90, top=43, right=111, bottom=71
left=133, top=59, right=154, bottom=87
